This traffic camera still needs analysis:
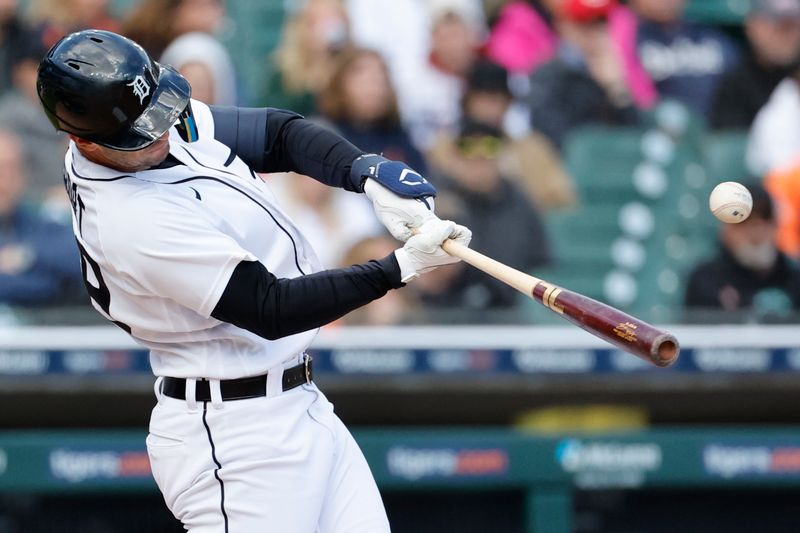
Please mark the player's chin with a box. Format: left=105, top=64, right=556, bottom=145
left=154, top=141, right=170, bottom=159
left=131, top=151, right=168, bottom=171
left=153, top=135, right=170, bottom=152
left=139, top=137, right=170, bottom=167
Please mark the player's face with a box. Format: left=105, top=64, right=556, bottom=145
left=73, top=132, right=171, bottom=172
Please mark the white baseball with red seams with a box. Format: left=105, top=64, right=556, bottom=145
left=709, top=181, right=753, bottom=224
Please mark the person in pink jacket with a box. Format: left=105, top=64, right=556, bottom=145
left=486, top=0, right=657, bottom=110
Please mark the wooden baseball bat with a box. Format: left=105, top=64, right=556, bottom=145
left=440, top=238, right=679, bottom=367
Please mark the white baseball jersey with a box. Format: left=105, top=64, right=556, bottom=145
left=64, top=100, right=323, bottom=379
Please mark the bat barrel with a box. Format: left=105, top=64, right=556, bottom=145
left=531, top=282, right=680, bottom=367
left=438, top=237, right=680, bottom=367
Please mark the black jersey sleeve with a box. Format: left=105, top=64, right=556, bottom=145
left=210, top=254, right=404, bottom=340
left=209, top=106, right=364, bottom=192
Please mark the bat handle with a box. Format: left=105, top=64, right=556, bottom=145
left=441, top=238, right=542, bottom=296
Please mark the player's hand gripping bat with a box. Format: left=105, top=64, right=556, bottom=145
left=440, top=238, right=679, bottom=367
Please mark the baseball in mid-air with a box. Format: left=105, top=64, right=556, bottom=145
left=709, top=181, right=752, bottom=224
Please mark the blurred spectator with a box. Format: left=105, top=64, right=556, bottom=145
left=528, top=0, right=641, bottom=150
left=765, top=152, right=800, bottom=257
left=684, top=182, right=800, bottom=321
left=0, top=0, right=26, bottom=94
left=123, top=0, right=237, bottom=106
left=336, top=235, right=420, bottom=325
left=265, top=173, right=382, bottom=268
left=710, top=0, right=800, bottom=131
left=399, top=0, right=485, bottom=150
left=460, top=59, right=514, bottom=129
left=423, top=119, right=551, bottom=310
left=485, top=0, right=558, bottom=75
left=486, top=0, right=656, bottom=109
left=0, top=130, right=82, bottom=307
left=0, top=28, right=67, bottom=200
left=630, top=0, right=739, bottom=116
left=746, top=68, right=800, bottom=175
left=345, top=0, right=431, bottom=100
left=429, top=59, right=576, bottom=210
left=265, top=0, right=352, bottom=115
left=29, top=0, right=119, bottom=48
left=317, top=47, right=427, bottom=173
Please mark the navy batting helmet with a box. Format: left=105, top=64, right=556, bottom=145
left=37, top=29, right=196, bottom=151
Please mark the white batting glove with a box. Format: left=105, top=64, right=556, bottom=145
left=394, top=219, right=472, bottom=282
left=364, top=178, right=436, bottom=242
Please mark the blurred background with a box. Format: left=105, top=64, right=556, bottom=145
left=3, top=0, right=800, bottom=531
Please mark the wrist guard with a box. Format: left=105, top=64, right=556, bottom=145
left=349, top=154, right=437, bottom=198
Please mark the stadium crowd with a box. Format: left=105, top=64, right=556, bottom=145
left=3, top=0, right=800, bottom=325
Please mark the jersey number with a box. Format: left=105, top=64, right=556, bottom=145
left=77, top=240, right=131, bottom=333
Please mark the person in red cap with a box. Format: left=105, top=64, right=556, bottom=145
left=564, top=0, right=616, bottom=23
left=484, top=0, right=656, bottom=108
left=527, top=0, right=641, bottom=149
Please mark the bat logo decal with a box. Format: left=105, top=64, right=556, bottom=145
left=613, top=322, right=638, bottom=343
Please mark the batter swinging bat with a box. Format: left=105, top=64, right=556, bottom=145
left=440, top=238, right=679, bottom=367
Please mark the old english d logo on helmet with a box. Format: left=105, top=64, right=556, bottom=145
left=128, top=75, right=151, bottom=105
left=37, top=29, right=194, bottom=151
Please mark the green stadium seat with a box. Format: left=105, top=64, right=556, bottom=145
left=566, top=128, right=643, bottom=174
left=564, top=128, right=646, bottom=196
left=702, top=131, right=751, bottom=183
left=685, top=0, right=749, bottom=25
left=222, top=1, right=287, bottom=103
left=551, top=123, right=719, bottom=322
left=642, top=99, right=708, bottom=152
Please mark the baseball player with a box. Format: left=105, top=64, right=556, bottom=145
left=37, top=30, right=471, bottom=532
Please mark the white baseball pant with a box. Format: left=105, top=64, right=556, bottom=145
left=146, top=363, right=390, bottom=532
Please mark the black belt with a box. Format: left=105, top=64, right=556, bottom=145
left=161, top=354, right=313, bottom=402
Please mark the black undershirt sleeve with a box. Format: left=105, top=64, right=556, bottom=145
left=211, top=254, right=404, bottom=340
left=209, top=106, right=363, bottom=192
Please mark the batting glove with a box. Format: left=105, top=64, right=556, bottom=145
left=364, top=178, right=436, bottom=242
left=394, top=219, right=472, bottom=283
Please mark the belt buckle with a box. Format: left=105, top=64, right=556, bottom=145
left=303, top=353, right=312, bottom=384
